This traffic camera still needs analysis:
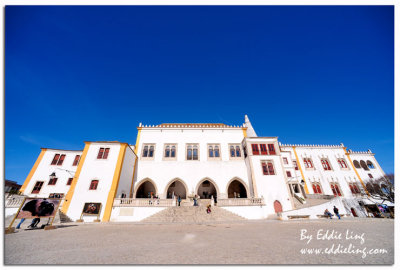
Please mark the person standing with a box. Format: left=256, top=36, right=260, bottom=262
left=178, top=196, right=181, bottom=207
left=333, top=206, right=341, bottom=219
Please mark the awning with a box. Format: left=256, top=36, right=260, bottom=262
left=362, top=198, right=395, bottom=207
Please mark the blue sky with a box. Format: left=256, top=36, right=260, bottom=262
left=5, top=6, right=394, bottom=184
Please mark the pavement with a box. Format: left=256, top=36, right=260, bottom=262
left=4, top=218, right=394, bottom=265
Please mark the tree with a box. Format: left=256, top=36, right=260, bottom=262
left=364, top=174, right=394, bottom=204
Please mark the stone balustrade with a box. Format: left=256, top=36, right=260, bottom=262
left=216, top=197, right=265, bottom=206
left=113, top=198, right=175, bottom=207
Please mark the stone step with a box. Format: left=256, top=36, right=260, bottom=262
left=142, top=205, right=245, bottom=223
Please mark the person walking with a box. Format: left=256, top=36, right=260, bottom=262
left=333, top=206, right=341, bottom=219
left=178, top=196, right=181, bottom=207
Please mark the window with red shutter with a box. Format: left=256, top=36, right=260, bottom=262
left=89, top=180, right=99, bottom=190
left=57, top=155, right=65, bottom=165
left=331, top=184, right=337, bottom=196
left=293, top=160, right=298, bottom=170
left=32, top=181, right=44, bottom=194
left=312, top=184, right=317, bottom=193
left=48, top=177, right=58, bottom=185
left=286, top=171, right=292, bottom=177
left=262, top=162, right=268, bottom=175
left=252, top=144, right=260, bottom=155
left=267, top=144, right=276, bottom=155
left=283, top=157, right=288, bottom=164
left=67, top=178, right=73, bottom=185
left=51, top=154, right=60, bottom=165
left=267, top=162, right=275, bottom=175
left=260, top=144, right=267, bottom=155
left=73, top=155, right=81, bottom=166
left=335, top=185, right=341, bottom=196
left=103, top=148, right=110, bottom=159
left=316, top=184, right=322, bottom=194
left=97, top=148, right=104, bottom=159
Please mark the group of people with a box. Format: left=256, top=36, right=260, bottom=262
left=324, top=206, right=341, bottom=219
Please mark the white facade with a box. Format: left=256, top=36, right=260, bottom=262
left=18, top=116, right=390, bottom=222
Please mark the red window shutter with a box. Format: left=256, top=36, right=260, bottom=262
left=326, top=161, right=331, bottom=170
left=57, top=155, right=65, bottom=165
left=331, top=185, right=337, bottom=196
left=67, top=178, right=73, bottom=185
left=286, top=171, right=292, bottom=177
left=312, top=184, right=317, bottom=193
left=97, top=148, right=104, bottom=159
left=51, top=154, right=60, bottom=165
left=90, top=180, right=99, bottom=190
left=267, top=162, right=275, bottom=175
left=103, top=148, right=110, bottom=159
left=262, top=162, right=268, bottom=175
left=335, top=185, right=341, bottom=196
left=349, top=184, right=354, bottom=194
left=49, top=178, right=58, bottom=185
left=303, top=158, right=308, bottom=168
left=252, top=144, right=259, bottom=155
left=268, top=144, right=276, bottom=155
left=73, top=155, right=80, bottom=166
left=260, top=144, right=267, bottom=155
left=316, top=185, right=322, bottom=194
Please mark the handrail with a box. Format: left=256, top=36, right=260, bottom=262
left=217, top=198, right=265, bottom=206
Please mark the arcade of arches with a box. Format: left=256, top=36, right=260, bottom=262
left=227, top=180, right=247, bottom=198
left=135, top=180, right=156, bottom=198
left=166, top=180, right=187, bottom=199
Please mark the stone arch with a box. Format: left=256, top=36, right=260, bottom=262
left=164, top=178, right=189, bottom=199
left=353, top=160, right=361, bottom=168
left=226, top=178, right=249, bottom=198
left=133, top=178, right=158, bottom=198
left=360, top=160, right=369, bottom=171
left=195, top=178, right=220, bottom=199
left=274, top=200, right=283, bottom=213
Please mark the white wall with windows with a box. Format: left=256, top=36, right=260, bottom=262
left=21, top=148, right=83, bottom=202
left=135, top=126, right=250, bottom=200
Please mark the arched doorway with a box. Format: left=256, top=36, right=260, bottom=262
left=227, top=180, right=248, bottom=198
left=135, top=180, right=157, bottom=198
left=197, top=179, right=217, bottom=199
left=166, top=179, right=187, bottom=199
left=274, top=200, right=282, bottom=213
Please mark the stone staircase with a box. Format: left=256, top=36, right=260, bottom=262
left=142, top=204, right=245, bottom=223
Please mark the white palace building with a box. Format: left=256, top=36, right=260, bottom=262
left=14, top=115, right=391, bottom=222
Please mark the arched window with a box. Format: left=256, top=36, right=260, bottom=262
left=165, top=146, right=170, bottom=157
left=209, top=146, right=214, bottom=157
left=214, top=146, right=220, bottom=157
left=349, top=184, right=355, bottom=194
left=142, top=146, right=148, bottom=157
left=335, top=184, right=342, bottom=196
left=171, top=146, right=176, bottom=157
left=312, top=184, right=317, bottom=193
left=331, top=184, right=337, bottom=196
left=360, top=160, right=369, bottom=171
left=230, top=146, right=235, bottom=157
left=149, top=146, right=154, bottom=157
left=236, top=146, right=241, bottom=157
left=89, top=180, right=99, bottom=190
left=353, top=160, right=361, bottom=168
left=367, top=160, right=375, bottom=169
left=316, top=184, right=322, bottom=194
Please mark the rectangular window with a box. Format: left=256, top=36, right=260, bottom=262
left=283, top=157, right=288, bottom=164
left=261, top=161, right=275, bottom=175
left=251, top=144, right=260, bottom=155
left=268, top=144, right=276, bottom=155
left=229, top=144, right=242, bottom=158
left=286, top=171, right=292, bottom=177
left=48, top=177, right=58, bottom=185
left=260, top=144, right=268, bottom=155
left=337, top=158, right=347, bottom=169
left=142, top=144, right=155, bottom=158
left=89, top=180, right=99, bottom=190
left=368, top=174, right=373, bottom=179
left=67, top=178, right=73, bottom=185
left=321, top=158, right=332, bottom=170
left=97, top=148, right=110, bottom=159
left=293, top=160, right=299, bottom=170
left=51, top=154, right=66, bottom=165
left=208, top=144, right=220, bottom=159
left=164, top=144, right=177, bottom=159
left=72, top=155, right=81, bottom=166
left=303, top=158, right=314, bottom=169
left=31, top=181, right=44, bottom=194
left=187, top=144, right=199, bottom=160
